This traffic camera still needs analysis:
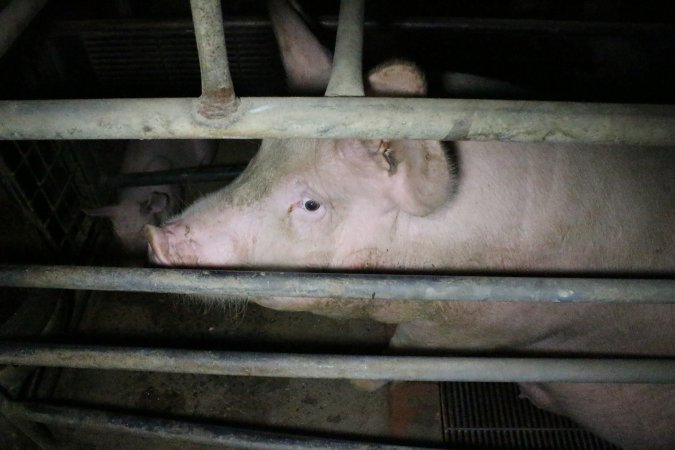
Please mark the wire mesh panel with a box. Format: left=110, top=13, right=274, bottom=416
left=441, top=382, right=619, bottom=450
left=0, top=140, right=110, bottom=260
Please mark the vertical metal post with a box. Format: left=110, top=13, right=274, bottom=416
left=189, top=0, right=238, bottom=117
left=325, top=0, right=365, bottom=96
left=0, top=0, right=49, bottom=59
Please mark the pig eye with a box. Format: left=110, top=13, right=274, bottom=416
left=303, top=198, right=321, bottom=212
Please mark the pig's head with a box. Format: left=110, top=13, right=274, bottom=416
left=146, top=63, right=455, bottom=269
left=147, top=1, right=454, bottom=269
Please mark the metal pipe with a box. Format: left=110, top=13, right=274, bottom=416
left=0, top=392, right=425, bottom=450
left=0, top=265, right=673, bottom=304
left=0, top=0, right=48, bottom=59
left=189, top=0, right=238, bottom=117
left=325, top=0, right=365, bottom=96
left=0, top=343, right=673, bottom=383
left=103, top=164, right=246, bottom=188
left=1, top=97, right=674, bottom=144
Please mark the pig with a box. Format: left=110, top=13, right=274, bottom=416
left=146, top=2, right=674, bottom=449
left=88, top=139, right=215, bottom=255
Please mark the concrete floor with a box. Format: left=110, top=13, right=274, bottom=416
left=41, top=292, right=444, bottom=448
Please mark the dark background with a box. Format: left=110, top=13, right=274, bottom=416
left=1, top=0, right=674, bottom=103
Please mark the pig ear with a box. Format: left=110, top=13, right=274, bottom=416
left=366, top=61, right=427, bottom=97
left=380, top=140, right=453, bottom=216
left=365, top=62, right=450, bottom=216
left=83, top=205, right=119, bottom=217
left=268, top=0, right=333, bottom=93
left=144, top=192, right=170, bottom=215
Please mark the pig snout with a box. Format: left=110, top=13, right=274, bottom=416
left=145, top=220, right=201, bottom=266
left=145, top=224, right=173, bottom=266
left=145, top=218, right=246, bottom=267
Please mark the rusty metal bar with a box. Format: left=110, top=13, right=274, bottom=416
left=0, top=393, right=424, bottom=450
left=1, top=97, right=674, bottom=144
left=189, top=0, right=238, bottom=117
left=326, top=0, right=365, bottom=96
left=0, top=0, right=49, bottom=58
left=0, top=265, right=673, bottom=304
left=0, top=343, right=673, bottom=383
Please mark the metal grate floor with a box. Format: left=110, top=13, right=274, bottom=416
left=442, top=382, right=619, bottom=450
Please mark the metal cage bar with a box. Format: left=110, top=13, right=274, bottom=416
left=1, top=0, right=674, bottom=144
left=1, top=265, right=673, bottom=304
left=1, top=343, right=673, bottom=383
left=0, top=1, right=672, bottom=447
left=1, top=97, right=674, bottom=144
left=189, top=0, right=238, bottom=117
left=326, top=0, right=365, bottom=96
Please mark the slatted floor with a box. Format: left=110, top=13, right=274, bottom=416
left=442, top=382, right=619, bottom=450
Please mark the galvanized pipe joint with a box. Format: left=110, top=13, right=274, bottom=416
left=190, top=0, right=239, bottom=118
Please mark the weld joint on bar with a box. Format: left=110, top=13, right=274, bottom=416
left=190, top=0, right=239, bottom=119
left=197, top=90, right=241, bottom=119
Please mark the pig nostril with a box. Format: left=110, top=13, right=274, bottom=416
left=145, top=224, right=172, bottom=266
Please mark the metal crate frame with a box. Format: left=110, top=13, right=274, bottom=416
left=0, top=0, right=674, bottom=449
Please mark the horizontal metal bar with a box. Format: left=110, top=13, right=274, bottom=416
left=325, top=0, right=365, bottom=96
left=0, top=394, right=424, bottom=450
left=0, top=265, right=673, bottom=304
left=0, top=343, right=673, bottom=383
left=1, top=98, right=674, bottom=144
left=0, top=0, right=49, bottom=58
left=103, top=164, right=246, bottom=188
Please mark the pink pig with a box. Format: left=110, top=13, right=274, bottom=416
left=89, top=139, right=215, bottom=255
left=146, top=2, right=675, bottom=448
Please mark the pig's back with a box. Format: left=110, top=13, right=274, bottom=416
left=441, top=142, right=675, bottom=273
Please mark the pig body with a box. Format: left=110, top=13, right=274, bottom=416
left=148, top=130, right=675, bottom=450
left=92, top=140, right=215, bottom=255
left=146, top=2, right=674, bottom=448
